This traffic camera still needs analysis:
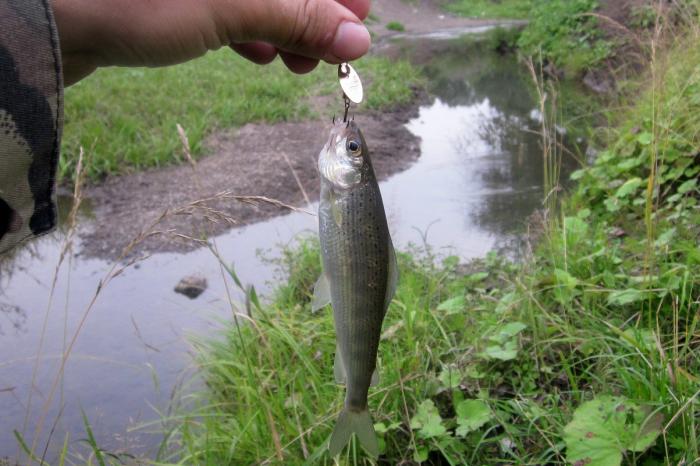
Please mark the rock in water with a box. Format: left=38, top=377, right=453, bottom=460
left=174, top=275, right=207, bottom=299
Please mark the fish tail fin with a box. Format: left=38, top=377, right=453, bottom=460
left=328, top=408, right=378, bottom=458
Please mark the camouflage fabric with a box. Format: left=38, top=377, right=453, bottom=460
left=0, top=0, right=63, bottom=254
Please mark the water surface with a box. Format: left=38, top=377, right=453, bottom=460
left=0, top=32, right=579, bottom=460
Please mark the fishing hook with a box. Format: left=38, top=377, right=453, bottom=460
left=342, top=95, right=351, bottom=123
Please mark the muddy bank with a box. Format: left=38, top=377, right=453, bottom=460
left=80, top=104, right=423, bottom=260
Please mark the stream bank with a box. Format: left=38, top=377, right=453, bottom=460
left=166, top=8, right=700, bottom=465
left=1, top=23, right=566, bottom=463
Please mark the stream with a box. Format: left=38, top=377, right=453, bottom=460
left=0, top=28, right=581, bottom=461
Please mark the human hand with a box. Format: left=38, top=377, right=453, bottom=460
left=52, top=0, right=371, bottom=85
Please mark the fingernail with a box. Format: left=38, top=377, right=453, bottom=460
left=332, top=22, right=371, bottom=60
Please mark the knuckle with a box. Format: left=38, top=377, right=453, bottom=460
left=286, top=0, right=332, bottom=54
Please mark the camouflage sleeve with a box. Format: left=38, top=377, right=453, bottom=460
left=0, top=0, right=63, bottom=254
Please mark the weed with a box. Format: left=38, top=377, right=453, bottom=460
left=517, top=0, right=612, bottom=77
left=446, top=0, right=533, bottom=19
left=386, top=21, right=405, bottom=32
left=161, top=8, right=700, bottom=465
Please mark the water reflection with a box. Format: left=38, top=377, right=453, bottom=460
left=0, top=31, right=585, bottom=460
left=384, top=33, right=580, bottom=247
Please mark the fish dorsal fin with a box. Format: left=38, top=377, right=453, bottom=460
left=384, top=239, right=399, bottom=315
left=312, top=273, right=331, bottom=312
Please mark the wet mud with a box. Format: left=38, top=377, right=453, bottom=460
left=80, top=104, right=423, bottom=259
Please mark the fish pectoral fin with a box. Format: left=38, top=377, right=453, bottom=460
left=328, top=408, right=378, bottom=459
left=384, top=239, right=399, bottom=314
left=311, top=273, right=331, bottom=312
left=333, top=346, right=347, bottom=384
left=370, top=369, right=379, bottom=387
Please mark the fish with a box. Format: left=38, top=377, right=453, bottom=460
left=313, top=120, right=398, bottom=458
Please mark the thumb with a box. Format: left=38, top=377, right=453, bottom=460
left=216, top=0, right=371, bottom=63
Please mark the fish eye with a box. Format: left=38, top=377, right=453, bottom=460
left=347, top=140, right=361, bottom=154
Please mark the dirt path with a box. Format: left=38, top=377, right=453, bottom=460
left=77, top=0, right=511, bottom=260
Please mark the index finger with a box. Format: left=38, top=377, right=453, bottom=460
left=336, top=0, right=370, bottom=21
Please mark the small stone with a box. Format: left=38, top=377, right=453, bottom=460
left=174, top=275, right=207, bottom=299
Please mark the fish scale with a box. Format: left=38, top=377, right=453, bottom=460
left=321, top=178, right=389, bottom=408
left=314, top=121, right=397, bottom=458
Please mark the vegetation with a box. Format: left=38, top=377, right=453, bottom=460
left=61, top=53, right=422, bottom=182
left=155, top=15, right=700, bottom=466
left=445, top=0, right=533, bottom=19
left=386, top=21, right=406, bottom=32
left=517, top=0, right=612, bottom=76
left=447, top=0, right=612, bottom=76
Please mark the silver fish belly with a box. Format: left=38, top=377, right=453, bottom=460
left=313, top=121, right=398, bottom=458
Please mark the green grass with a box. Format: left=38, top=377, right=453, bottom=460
left=153, top=16, right=700, bottom=466
left=517, top=0, right=612, bottom=77
left=447, top=0, right=612, bottom=77
left=385, top=21, right=405, bottom=32
left=60, top=52, right=422, bottom=182
left=445, top=0, right=534, bottom=19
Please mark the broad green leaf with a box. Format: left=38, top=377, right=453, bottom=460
left=617, top=156, right=643, bottom=170
left=495, top=291, right=518, bottom=314
left=496, top=322, right=527, bottom=338
left=637, top=132, right=653, bottom=145
left=378, top=437, right=386, bottom=454
left=413, top=446, right=429, bottom=462
left=374, top=422, right=388, bottom=434
left=570, top=169, right=586, bottom=180
left=466, top=366, right=486, bottom=379
left=615, top=177, right=643, bottom=198
left=438, top=366, right=461, bottom=390
left=482, top=339, right=518, bottom=361
left=678, top=178, right=697, bottom=194
left=620, top=329, right=657, bottom=353
left=466, top=272, right=489, bottom=284
left=374, top=421, right=401, bottom=434
left=607, top=289, right=645, bottom=306
left=554, top=269, right=579, bottom=304
left=410, top=400, right=447, bottom=439
left=455, top=400, right=493, bottom=437
left=564, top=396, right=663, bottom=466
left=554, top=269, right=578, bottom=289
left=437, top=296, right=465, bottom=314
left=630, top=410, right=664, bottom=452
left=654, top=228, right=676, bottom=247
left=564, top=216, right=588, bottom=237
left=604, top=197, right=621, bottom=212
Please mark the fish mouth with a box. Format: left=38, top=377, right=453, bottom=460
left=325, top=121, right=352, bottom=151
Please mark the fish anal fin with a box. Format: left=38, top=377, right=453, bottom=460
left=328, top=408, right=378, bottom=459
left=334, top=346, right=346, bottom=384
left=312, top=273, right=331, bottom=312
